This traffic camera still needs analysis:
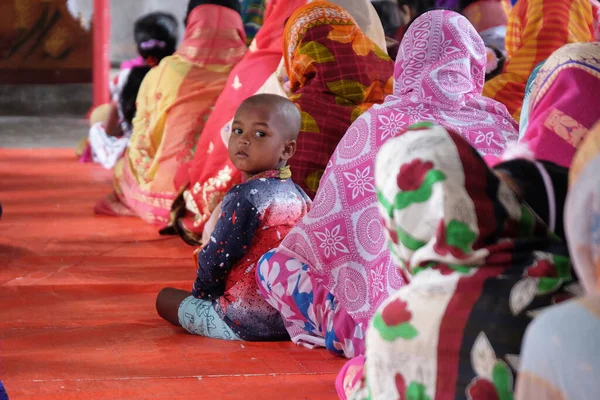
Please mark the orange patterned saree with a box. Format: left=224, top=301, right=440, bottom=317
left=284, top=1, right=394, bottom=198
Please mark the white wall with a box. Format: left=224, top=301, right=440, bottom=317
left=69, top=0, right=188, bottom=63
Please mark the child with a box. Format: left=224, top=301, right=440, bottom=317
left=156, top=94, right=311, bottom=341
left=78, top=12, right=178, bottom=169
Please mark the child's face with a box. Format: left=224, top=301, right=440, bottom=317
left=228, top=103, right=295, bottom=179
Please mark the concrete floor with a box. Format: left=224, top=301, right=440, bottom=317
left=0, top=116, right=87, bottom=148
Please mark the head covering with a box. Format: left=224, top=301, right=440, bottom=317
left=566, top=122, right=600, bottom=294
left=275, top=10, right=516, bottom=341
left=519, top=42, right=600, bottom=167
left=358, top=123, right=571, bottom=399
left=325, top=0, right=388, bottom=51
left=482, top=0, right=594, bottom=122
left=241, top=0, right=267, bottom=45
left=391, top=9, right=518, bottom=162
left=493, top=158, right=569, bottom=241
left=284, top=1, right=394, bottom=197
left=95, top=4, right=246, bottom=224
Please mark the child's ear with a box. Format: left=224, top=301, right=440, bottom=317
left=280, top=140, right=297, bottom=161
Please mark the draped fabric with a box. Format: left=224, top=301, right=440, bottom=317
left=324, top=0, right=388, bottom=52
left=344, top=123, right=571, bottom=400
left=515, top=122, right=600, bottom=400
left=482, top=0, right=594, bottom=122
left=519, top=42, right=600, bottom=167
left=284, top=1, right=394, bottom=198
left=256, top=10, right=517, bottom=358
left=165, top=0, right=305, bottom=243
left=375, top=9, right=518, bottom=163
left=241, top=0, right=267, bottom=45
left=517, top=60, right=544, bottom=140
left=94, top=5, right=246, bottom=224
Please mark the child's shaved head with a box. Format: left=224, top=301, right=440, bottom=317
left=237, top=94, right=301, bottom=141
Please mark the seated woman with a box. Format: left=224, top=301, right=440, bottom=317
left=483, top=0, right=595, bottom=122
left=339, top=123, right=572, bottom=400
left=257, top=10, right=519, bottom=359
left=94, top=0, right=247, bottom=224
left=284, top=1, right=393, bottom=198
left=80, top=12, right=179, bottom=169
left=165, top=0, right=392, bottom=243
left=516, top=122, right=600, bottom=400
left=519, top=42, right=600, bottom=168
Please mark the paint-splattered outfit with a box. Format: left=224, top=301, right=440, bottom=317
left=179, top=167, right=311, bottom=341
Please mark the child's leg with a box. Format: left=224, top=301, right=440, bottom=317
left=156, top=287, right=190, bottom=326
left=156, top=288, right=241, bottom=340
left=177, top=296, right=241, bottom=341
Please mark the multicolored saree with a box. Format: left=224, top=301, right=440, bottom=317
left=342, top=123, right=572, bottom=400
left=95, top=5, right=247, bottom=224
left=482, top=0, right=594, bottom=122
left=284, top=1, right=394, bottom=198
left=519, top=42, right=600, bottom=168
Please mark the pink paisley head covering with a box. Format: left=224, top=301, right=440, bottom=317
left=391, top=10, right=518, bottom=164
left=275, top=10, right=517, bottom=337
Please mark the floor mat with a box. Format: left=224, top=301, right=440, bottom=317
left=0, top=149, right=345, bottom=399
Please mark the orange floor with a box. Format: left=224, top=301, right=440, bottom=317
left=0, top=149, right=345, bottom=399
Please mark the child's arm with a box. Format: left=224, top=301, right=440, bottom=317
left=192, top=195, right=261, bottom=299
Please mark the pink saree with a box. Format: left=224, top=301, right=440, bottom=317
left=520, top=42, right=600, bottom=167
left=256, top=10, right=518, bottom=358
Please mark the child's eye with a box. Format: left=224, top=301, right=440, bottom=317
left=233, top=128, right=242, bottom=135
left=255, top=131, right=266, bottom=138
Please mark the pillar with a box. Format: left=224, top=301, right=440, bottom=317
left=92, top=0, right=110, bottom=107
